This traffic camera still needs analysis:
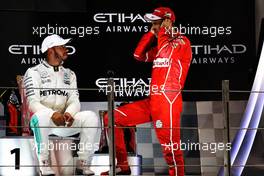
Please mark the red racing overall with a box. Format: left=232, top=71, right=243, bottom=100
left=104, top=26, right=192, bottom=176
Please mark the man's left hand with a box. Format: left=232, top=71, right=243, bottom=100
left=64, top=112, right=74, bottom=127
left=161, top=19, right=172, bottom=29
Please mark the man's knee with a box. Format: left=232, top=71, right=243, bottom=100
left=103, top=112, right=122, bottom=127
left=76, top=111, right=99, bottom=127
left=103, top=109, right=125, bottom=127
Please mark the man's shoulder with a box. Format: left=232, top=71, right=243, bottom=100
left=171, top=34, right=191, bottom=48
left=25, top=63, right=41, bottom=72
left=24, top=63, right=46, bottom=77
left=180, top=34, right=191, bottom=43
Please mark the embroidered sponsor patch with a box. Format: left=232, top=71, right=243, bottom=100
left=64, top=70, right=71, bottom=85
left=153, top=58, right=170, bottom=68
left=156, top=120, right=163, bottom=128
left=39, top=70, right=49, bottom=78
left=41, top=79, right=51, bottom=84
left=38, top=70, right=51, bottom=84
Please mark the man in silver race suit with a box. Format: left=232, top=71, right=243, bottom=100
left=23, top=34, right=98, bottom=176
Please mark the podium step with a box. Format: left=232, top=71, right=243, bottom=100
left=90, top=153, right=142, bottom=175
left=0, top=137, right=142, bottom=175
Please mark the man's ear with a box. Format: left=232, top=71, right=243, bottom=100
left=46, top=48, right=53, bottom=58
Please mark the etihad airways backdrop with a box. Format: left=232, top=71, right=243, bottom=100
left=0, top=0, right=255, bottom=101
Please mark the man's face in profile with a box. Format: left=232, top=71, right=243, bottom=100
left=151, top=19, right=163, bottom=35
left=53, top=45, right=69, bottom=61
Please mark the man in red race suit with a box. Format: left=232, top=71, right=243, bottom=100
left=101, top=7, right=192, bottom=176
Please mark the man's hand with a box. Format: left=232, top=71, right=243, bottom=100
left=161, top=19, right=172, bottom=29
left=51, top=112, right=65, bottom=126
left=150, top=25, right=159, bottom=37
left=64, top=112, right=74, bottom=127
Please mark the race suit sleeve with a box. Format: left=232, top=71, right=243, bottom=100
left=157, top=26, right=171, bottom=50
left=179, top=36, right=192, bottom=64
left=133, top=31, right=158, bottom=62
left=23, top=68, right=55, bottom=118
left=64, top=71, right=81, bottom=117
left=179, top=36, right=192, bottom=85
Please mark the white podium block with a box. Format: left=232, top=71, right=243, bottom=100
left=90, top=153, right=142, bottom=175
left=0, top=137, right=37, bottom=176
left=0, top=137, right=142, bottom=175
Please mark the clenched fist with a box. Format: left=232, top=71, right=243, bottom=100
left=64, top=112, right=74, bottom=127
left=51, top=112, right=65, bottom=126
left=161, top=18, right=172, bottom=29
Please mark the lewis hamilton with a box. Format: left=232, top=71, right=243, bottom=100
left=23, top=34, right=98, bottom=176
